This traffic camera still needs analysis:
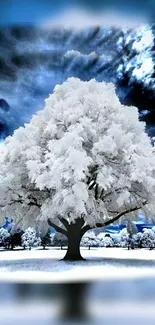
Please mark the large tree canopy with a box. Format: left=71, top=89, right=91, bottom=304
left=0, top=77, right=155, bottom=259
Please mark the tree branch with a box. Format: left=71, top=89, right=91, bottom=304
left=28, top=201, right=41, bottom=208
left=5, top=199, right=41, bottom=209
left=102, top=201, right=147, bottom=228
left=76, top=217, right=85, bottom=229
left=58, top=216, right=69, bottom=230
left=80, top=201, right=147, bottom=237
left=47, top=218, right=67, bottom=236
left=80, top=224, right=91, bottom=237
left=88, top=181, right=96, bottom=190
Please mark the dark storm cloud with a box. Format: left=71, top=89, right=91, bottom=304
left=0, top=26, right=123, bottom=137
left=0, top=24, right=155, bottom=138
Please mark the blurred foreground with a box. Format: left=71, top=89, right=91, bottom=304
left=1, top=277, right=155, bottom=325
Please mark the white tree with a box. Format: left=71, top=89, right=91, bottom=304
left=118, top=228, right=129, bottom=248
left=102, top=236, right=114, bottom=248
left=111, top=233, right=121, bottom=247
left=126, top=220, right=138, bottom=236
left=81, top=230, right=99, bottom=249
left=0, top=228, right=10, bottom=247
left=0, top=78, right=155, bottom=260
left=151, top=226, right=155, bottom=233
left=132, top=232, right=143, bottom=248
left=141, top=228, right=155, bottom=249
left=21, top=227, right=41, bottom=250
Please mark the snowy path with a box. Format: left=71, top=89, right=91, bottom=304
left=0, top=247, right=155, bottom=282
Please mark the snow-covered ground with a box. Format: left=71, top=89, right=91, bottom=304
left=0, top=247, right=155, bottom=282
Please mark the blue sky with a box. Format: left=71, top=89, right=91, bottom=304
left=0, top=0, right=153, bottom=25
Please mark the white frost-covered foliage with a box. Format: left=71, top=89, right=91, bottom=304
left=21, top=227, right=41, bottom=249
left=118, top=228, right=129, bottom=248
left=132, top=232, right=143, bottom=248
left=96, top=232, right=105, bottom=247
left=102, top=236, right=114, bottom=248
left=117, top=25, right=154, bottom=86
left=96, top=228, right=155, bottom=249
left=50, top=233, right=55, bottom=243
left=141, top=228, right=155, bottom=249
left=126, top=220, right=138, bottom=236
left=0, top=78, right=155, bottom=230
left=111, top=233, right=121, bottom=247
left=81, top=227, right=155, bottom=249
left=97, top=233, right=114, bottom=247
left=81, top=231, right=114, bottom=248
left=81, top=231, right=99, bottom=247
left=0, top=228, right=10, bottom=245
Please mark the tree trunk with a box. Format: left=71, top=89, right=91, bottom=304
left=64, top=235, right=83, bottom=261
left=48, top=217, right=87, bottom=261
left=63, top=221, right=84, bottom=261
